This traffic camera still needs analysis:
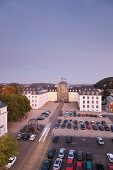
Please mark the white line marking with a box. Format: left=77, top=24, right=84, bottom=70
left=39, top=127, right=47, bottom=142
left=42, top=128, right=50, bottom=142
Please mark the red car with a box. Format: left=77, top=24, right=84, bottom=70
left=108, top=164, right=113, bottom=170
left=76, top=161, right=83, bottom=170
left=66, top=159, right=74, bottom=170
left=86, top=124, right=91, bottom=129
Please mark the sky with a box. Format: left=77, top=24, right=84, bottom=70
left=0, top=0, right=113, bottom=84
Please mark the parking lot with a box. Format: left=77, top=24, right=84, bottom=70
left=8, top=102, right=113, bottom=170
left=42, top=136, right=113, bottom=170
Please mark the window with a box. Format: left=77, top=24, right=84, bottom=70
left=87, top=96, right=89, bottom=99
left=96, top=101, right=98, bottom=104
left=35, top=96, right=37, bottom=98
left=32, top=96, right=34, bottom=98
left=96, top=96, right=98, bottom=99
left=83, top=101, right=85, bottom=103
left=83, top=96, right=85, bottom=99
left=92, top=96, right=94, bottom=99
left=32, top=104, right=34, bottom=107
left=29, top=96, right=30, bottom=98
left=92, top=105, right=94, bottom=108
left=35, top=104, right=37, bottom=106
left=92, top=101, right=94, bottom=104
left=83, top=105, right=85, bottom=108
left=96, top=105, right=98, bottom=108
left=87, top=101, right=89, bottom=104
left=32, top=100, right=34, bottom=102
left=87, top=105, right=89, bottom=108
left=35, top=100, right=37, bottom=102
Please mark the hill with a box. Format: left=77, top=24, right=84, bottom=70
left=94, top=77, right=113, bottom=89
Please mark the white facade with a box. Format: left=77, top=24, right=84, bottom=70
left=48, top=91, right=57, bottom=101
left=26, top=92, right=48, bottom=109
left=0, top=102, right=8, bottom=137
left=69, top=91, right=79, bottom=102
left=79, top=95, right=102, bottom=112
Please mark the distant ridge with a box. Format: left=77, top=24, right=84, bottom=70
left=94, top=77, right=113, bottom=89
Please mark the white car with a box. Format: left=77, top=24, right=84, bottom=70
left=29, top=134, right=36, bottom=141
left=53, top=158, right=62, bottom=170
left=58, top=148, right=65, bottom=158
left=5, top=156, right=17, bottom=169
left=68, top=149, right=75, bottom=159
left=97, top=137, right=104, bottom=145
left=107, top=153, right=113, bottom=163
left=99, top=114, right=103, bottom=118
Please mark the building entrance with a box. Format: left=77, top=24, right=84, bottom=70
left=57, top=81, right=69, bottom=102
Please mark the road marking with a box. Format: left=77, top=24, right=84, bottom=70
left=39, top=127, right=47, bottom=142
left=42, top=128, right=50, bottom=142
left=39, top=123, right=51, bottom=142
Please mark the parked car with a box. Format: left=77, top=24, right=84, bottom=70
left=68, top=150, right=75, bottom=160
left=85, top=161, right=93, bottom=170
left=97, top=137, right=104, bottom=145
left=86, top=124, right=91, bottom=130
left=108, top=164, right=113, bottom=170
left=61, top=123, right=66, bottom=129
left=53, top=136, right=59, bottom=143
left=74, top=120, right=78, bottom=124
left=95, top=163, right=104, bottom=170
left=107, top=153, right=113, bottom=163
left=29, top=134, right=36, bottom=141
left=66, top=136, right=72, bottom=143
left=22, top=133, right=30, bottom=140
left=5, top=156, right=17, bottom=169
left=76, top=161, right=83, bottom=170
left=16, top=132, right=24, bottom=140
left=98, top=126, right=104, bottom=131
left=41, top=159, right=51, bottom=170
left=67, top=123, right=72, bottom=129
left=73, top=124, right=78, bottom=130
left=54, top=123, right=60, bottom=129
left=80, top=124, right=85, bottom=130
left=57, top=119, right=62, bottom=123
left=111, top=125, right=113, bottom=132
left=104, top=126, right=110, bottom=131
left=58, top=148, right=65, bottom=159
left=53, top=158, right=62, bottom=170
left=92, top=125, right=98, bottom=130
left=77, top=151, right=84, bottom=161
left=66, top=159, right=74, bottom=170
left=47, top=147, right=56, bottom=159
left=37, top=115, right=45, bottom=120
left=86, top=152, right=92, bottom=161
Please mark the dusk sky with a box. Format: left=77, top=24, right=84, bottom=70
left=0, top=0, right=113, bottom=84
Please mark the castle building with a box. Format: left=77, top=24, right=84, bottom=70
left=23, top=81, right=102, bottom=112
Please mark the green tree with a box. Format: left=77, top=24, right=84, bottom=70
left=0, top=134, right=19, bottom=169
left=0, top=94, right=31, bottom=121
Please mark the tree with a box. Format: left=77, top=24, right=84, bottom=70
left=0, top=94, right=31, bottom=121
left=0, top=134, right=19, bottom=169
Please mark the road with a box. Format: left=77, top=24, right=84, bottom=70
left=11, top=102, right=63, bottom=170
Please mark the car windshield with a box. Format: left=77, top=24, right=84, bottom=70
left=9, top=159, right=14, bottom=163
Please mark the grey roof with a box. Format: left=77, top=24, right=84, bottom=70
left=23, top=85, right=48, bottom=95
left=106, top=96, right=113, bottom=103
left=0, top=101, right=7, bottom=108
left=78, top=87, right=101, bottom=95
